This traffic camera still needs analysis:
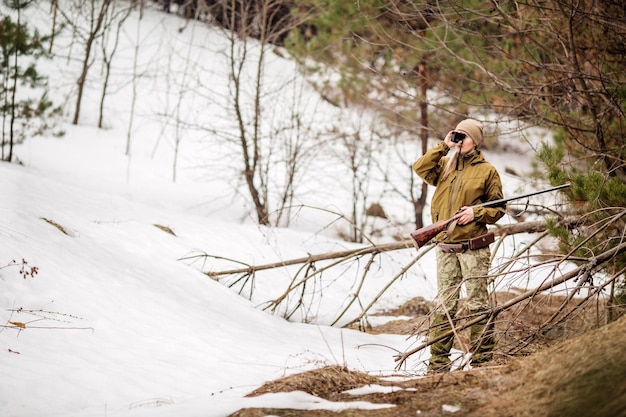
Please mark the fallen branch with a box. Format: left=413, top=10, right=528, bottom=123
left=204, top=240, right=415, bottom=278
left=203, top=217, right=579, bottom=278
left=262, top=241, right=417, bottom=319
left=196, top=217, right=580, bottom=325
left=340, top=244, right=436, bottom=328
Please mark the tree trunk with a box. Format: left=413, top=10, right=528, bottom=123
left=73, top=0, right=111, bottom=125
left=414, top=61, right=429, bottom=229
left=48, top=0, right=58, bottom=54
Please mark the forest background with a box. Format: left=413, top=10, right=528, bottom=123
left=4, top=0, right=626, bottom=267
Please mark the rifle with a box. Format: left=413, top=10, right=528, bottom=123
left=410, top=183, right=571, bottom=249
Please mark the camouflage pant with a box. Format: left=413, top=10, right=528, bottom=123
left=429, top=246, right=495, bottom=371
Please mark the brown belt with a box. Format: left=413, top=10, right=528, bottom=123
left=438, top=232, right=495, bottom=254
left=438, top=242, right=468, bottom=253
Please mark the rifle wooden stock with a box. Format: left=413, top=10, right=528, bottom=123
left=410, top=218, right=455, bottom=249
left=409, top=183, right=570, bottom=250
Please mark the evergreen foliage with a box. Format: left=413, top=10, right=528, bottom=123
left=0, top=2, right=60, bottom=162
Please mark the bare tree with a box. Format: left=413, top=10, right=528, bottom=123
left=414, top=61, right=429, bottom=229
left=60, top=0, right=113, bottom=125
left=212, top=0, right=314, bottom=226
left=97, top=0, right=133, bottom=129
left=125, top=10, right=140, bottom=160
left=48, top=0, right=59, bottom=54
left=331, top=116, right=380, bottom=243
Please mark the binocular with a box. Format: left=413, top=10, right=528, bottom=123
left=451, top=132, right=466, bottom=143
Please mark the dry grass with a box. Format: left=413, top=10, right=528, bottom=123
left=246, top=365, right=383, bottom=399
left=472, top=314, right=626, bottom=417
left=230, top=364, right=514, bottom=417
left=153, top=224, right=176, bottom=236
left=229, top=293, right=625, bottom=417
left=41, top=217, right=68, bottom=235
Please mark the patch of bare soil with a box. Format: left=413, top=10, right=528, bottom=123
left=228, top=293, right=625, bottom=417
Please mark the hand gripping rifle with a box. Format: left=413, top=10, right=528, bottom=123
left=410, top=183, right=571, bottom=249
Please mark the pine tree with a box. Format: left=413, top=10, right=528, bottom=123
left=0, top=1, right=60, bottom=162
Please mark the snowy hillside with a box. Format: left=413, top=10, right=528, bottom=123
left=2, top=154, right=427, bottom=416
left=1, top=3, right=558, bottom=417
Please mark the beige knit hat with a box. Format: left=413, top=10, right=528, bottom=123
left=455, top=119, right=484, bottom=147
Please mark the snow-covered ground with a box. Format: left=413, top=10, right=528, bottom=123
left=1, top=3, right=571, bottom=416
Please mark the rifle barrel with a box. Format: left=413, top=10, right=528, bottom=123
left=474, top=183, right=570, bottom=209
left=409, top=183, right=570, bottom=250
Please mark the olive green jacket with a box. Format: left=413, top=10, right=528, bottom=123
left=413, top=141, right=505, bottom=243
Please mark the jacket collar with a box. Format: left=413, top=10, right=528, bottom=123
left=457, top=149, right=485, bottom=169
